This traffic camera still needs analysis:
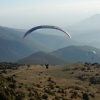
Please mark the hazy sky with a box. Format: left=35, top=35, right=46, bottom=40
left=0, top=0, right=100, bottom=29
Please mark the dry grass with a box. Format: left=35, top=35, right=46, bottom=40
left=2, top=62, right=100, bottom=100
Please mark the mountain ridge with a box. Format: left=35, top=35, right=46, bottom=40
left=67, top=14, right=100, bottom=31
left=51, top=45, right=100, bottom=63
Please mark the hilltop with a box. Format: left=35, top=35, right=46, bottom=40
left=17, top=51, right=71, bottom=65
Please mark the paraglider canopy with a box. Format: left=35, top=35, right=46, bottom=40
left=86, top=51, right=96, bottom=56
left=86, top=51, right=96, bottom=60
left=23, top=25, right=71, bottom=39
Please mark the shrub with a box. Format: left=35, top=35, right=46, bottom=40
left=56, top=85, right=59, bottom=88
left=47, top=77, right=52, bottom=81
left=36, top=84, right=41, bottom=88
left=81, top=68, right=85, bottom=71
left=0, top=91, right=11, bottom=100
left=15, top=91, right=25, bottom=100
left=9, top=83, right=17, bottom=89
left=42, top=94, right=48, bottom=99
left=83, top=93, right=89, bottom=100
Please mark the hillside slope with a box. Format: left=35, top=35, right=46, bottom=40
left=0, top=62, right=100, bottom=100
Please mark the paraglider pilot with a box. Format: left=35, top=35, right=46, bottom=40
left=45, top=64, right=49, bottom=69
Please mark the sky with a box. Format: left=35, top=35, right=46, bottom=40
left=0, top=0, right=100, bottom=29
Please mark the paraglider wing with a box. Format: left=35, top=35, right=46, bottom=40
left=92, top=51, right=96, bottom=54
left=23, top=25, right=71, bottom=39
left=86, top=51, right=96, bottom=56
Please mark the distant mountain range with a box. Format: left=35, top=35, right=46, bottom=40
left=67, top=14, right=100, bottom=48
left=0, top=14, right=100, bottom=63
left=0, top=25, right=79, bottom=62
left=67, top=14, right=100, bottom=31
left=0, top=37, right=33, bottom=62
left=0, top=26, right=54, bottom=62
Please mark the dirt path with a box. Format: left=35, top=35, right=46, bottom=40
left=3, top=66, right=27, bottom=77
